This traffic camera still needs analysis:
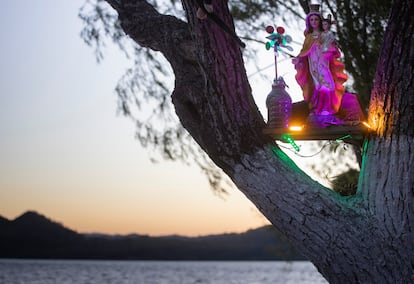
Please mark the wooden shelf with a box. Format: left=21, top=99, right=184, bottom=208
left=263, top=125, right=371, bottom=142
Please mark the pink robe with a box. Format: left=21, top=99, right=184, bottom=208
left=294, top=33, right=347, bottom=115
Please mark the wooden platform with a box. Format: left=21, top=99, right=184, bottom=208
left=263, top=125, right=371, bottom=142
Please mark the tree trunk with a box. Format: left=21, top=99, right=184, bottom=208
left=106, top=0, right=414, bottom=282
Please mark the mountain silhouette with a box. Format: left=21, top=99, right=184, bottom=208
left=0, top=211, right=305, bottom=260
left=3, top=211, right=78, bottom=239
left=0, top=215, right=8, bottom=226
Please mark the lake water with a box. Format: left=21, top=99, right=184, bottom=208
left=0, top=259, right=328, bottom=284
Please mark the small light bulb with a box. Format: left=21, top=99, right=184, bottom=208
left=362, top=122, right=371, bottom=129
left=289, top=126, right=303, bottom=131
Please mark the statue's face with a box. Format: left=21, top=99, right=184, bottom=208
left=309, top=15, right=320, bottom=30
left=322, top=21, right=330, bottom=31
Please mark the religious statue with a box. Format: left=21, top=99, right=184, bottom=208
left=292, top=4, right=349, bottom=127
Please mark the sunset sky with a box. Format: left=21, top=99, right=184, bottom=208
left=0, top=1, right=326, bottom=237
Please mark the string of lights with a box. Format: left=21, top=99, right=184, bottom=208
left=276, top=140, right=340, bottom=158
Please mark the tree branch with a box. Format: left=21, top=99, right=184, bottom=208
left=104, top=0, right=122, bottom=11
left=107, top=0, right=197, bottom=65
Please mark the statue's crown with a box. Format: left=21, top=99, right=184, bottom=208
left=309, top=4, right=320, bottom=13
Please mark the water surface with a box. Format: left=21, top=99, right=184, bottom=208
left=0, top=259, right=328, bottom=284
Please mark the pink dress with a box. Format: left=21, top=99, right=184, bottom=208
left=294, top=33, right=347, bottom=116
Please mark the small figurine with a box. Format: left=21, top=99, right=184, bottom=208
left=321, top=14, right=337, bottom=54
left=292, top=4, right=348, bottom=127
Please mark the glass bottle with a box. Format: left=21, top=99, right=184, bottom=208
left=266, top=77, right=292, bottom=128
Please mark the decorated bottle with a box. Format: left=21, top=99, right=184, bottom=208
left=266, top=77, right=292, bottom=128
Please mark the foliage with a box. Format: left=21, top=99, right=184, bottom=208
left=330, top=168, right=359, bottom=196
left=323, top=0, right=392, bottom=110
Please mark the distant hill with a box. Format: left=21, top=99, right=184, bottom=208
left=0, top=211, right=305, bottom=260
left=0, top=215, right=8, bottom=226
left=3, top=211, right=78, bottom=239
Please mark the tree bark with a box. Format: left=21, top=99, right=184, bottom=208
left=106, top=0, right=414, bottom=282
